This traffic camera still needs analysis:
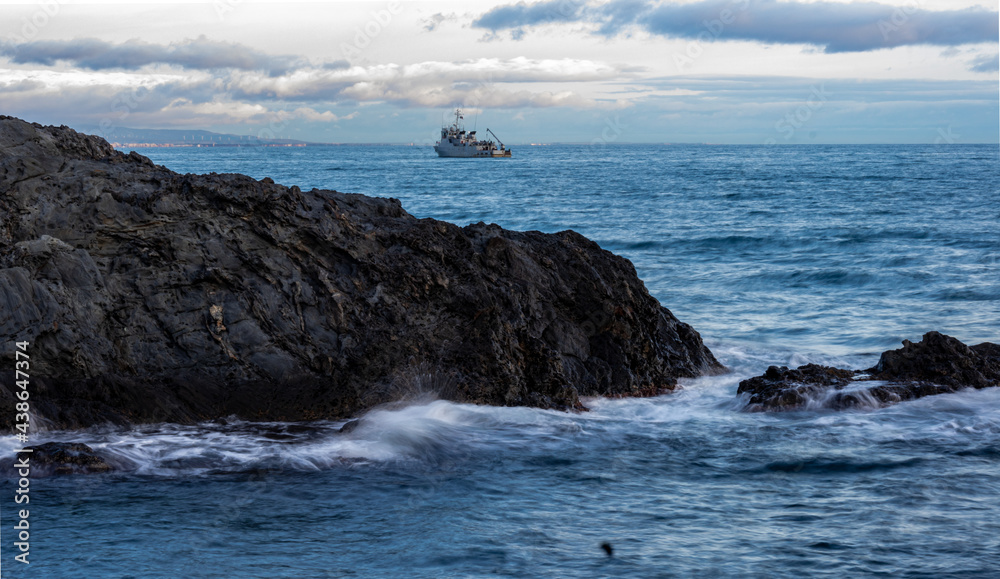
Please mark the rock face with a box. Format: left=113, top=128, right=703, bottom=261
left=0, top=117, right=724, bottom=429
left=738, top=332, right=1000, bottom=411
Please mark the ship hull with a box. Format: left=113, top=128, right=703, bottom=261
left=434, top=144, right=511, bottom=158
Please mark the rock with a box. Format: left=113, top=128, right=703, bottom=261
left=738, top=332, right=1000, bottom=411
left=0, top=117, right=725, bottom=429
left=1, top=442, right=129, bottom=476
left=868, top=331, right=1000, bottom=388
left=737, top=364, right=856, bottom=411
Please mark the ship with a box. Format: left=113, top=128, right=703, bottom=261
left=434, top=109, right=512, bottom=158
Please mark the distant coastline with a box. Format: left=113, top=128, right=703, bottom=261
left=78, top=124, right=321, bottom=148
left=108, top=142, right=310, bottom=148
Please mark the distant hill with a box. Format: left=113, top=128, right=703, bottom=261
left=74, top=125, right=322, bottom=148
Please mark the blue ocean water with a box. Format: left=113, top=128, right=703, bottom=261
left=3, top=144, right=999, bottom=577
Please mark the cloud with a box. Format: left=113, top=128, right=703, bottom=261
left=0, top=74, right=363, bottom=130
left=638, top=75, right=999, bottom=105
left=473, top=0, right=584, bottom=31
left=322, top=59, right=351, bottom=70
left=1, top=39, right=628, bottom=109
left=2, top=70, right=995, bottom=143
left=224, top=57, right=628, bottom=107
left=0, top=36, right=304, bottom=75
left=286, top=108, right=359, bottom=122
left=338, top=82, right=600, bottom=109
left=0, top=55, right=630, bottom=133
left=0, top=78, right=44, bottom=92
left=472, top=0, right=1000, bottom=53
left=422, top=12, right=459, bottom=32
left=969, top=53, right=999, bottom=74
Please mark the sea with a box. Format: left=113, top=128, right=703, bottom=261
left=3, top=144, right=999, bottom=577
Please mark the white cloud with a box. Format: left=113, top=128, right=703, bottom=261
left=287, top=108, right=359, bottom=122
left=224, top=57, right=629, bottom=104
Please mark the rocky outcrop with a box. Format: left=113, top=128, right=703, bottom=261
left=738, top=332, right=1000, bottom=411
left=869, top=331, right=1000, bottom=389
left=0, top=117, right=724, bottom=429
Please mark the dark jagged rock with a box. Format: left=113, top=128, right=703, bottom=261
left=868, top=331, right=1000, bottom=388
left=0, top=117, right=724, bottom=429
left=738, top=332, right=1000, bottom=411
left=0, top=442, right=130, bottom=476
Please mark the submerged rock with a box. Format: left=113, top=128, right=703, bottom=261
left=738, top=332, right=1000, bottom=411
left=0, top=117, right=724, bottom=429
left=1, top=442, right=128, bottom=476
left=737, top=364, right=856, bottom=411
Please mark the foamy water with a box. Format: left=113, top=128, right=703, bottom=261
left=7, top=371, right=1000, bottom=576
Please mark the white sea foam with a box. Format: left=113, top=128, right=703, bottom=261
left=4, top=374, right=998, bottom=477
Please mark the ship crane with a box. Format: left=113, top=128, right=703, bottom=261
left=484, top=128, right=506, bottom=151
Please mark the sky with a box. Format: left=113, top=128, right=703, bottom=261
left=0, top=0, right=997, bottom=144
